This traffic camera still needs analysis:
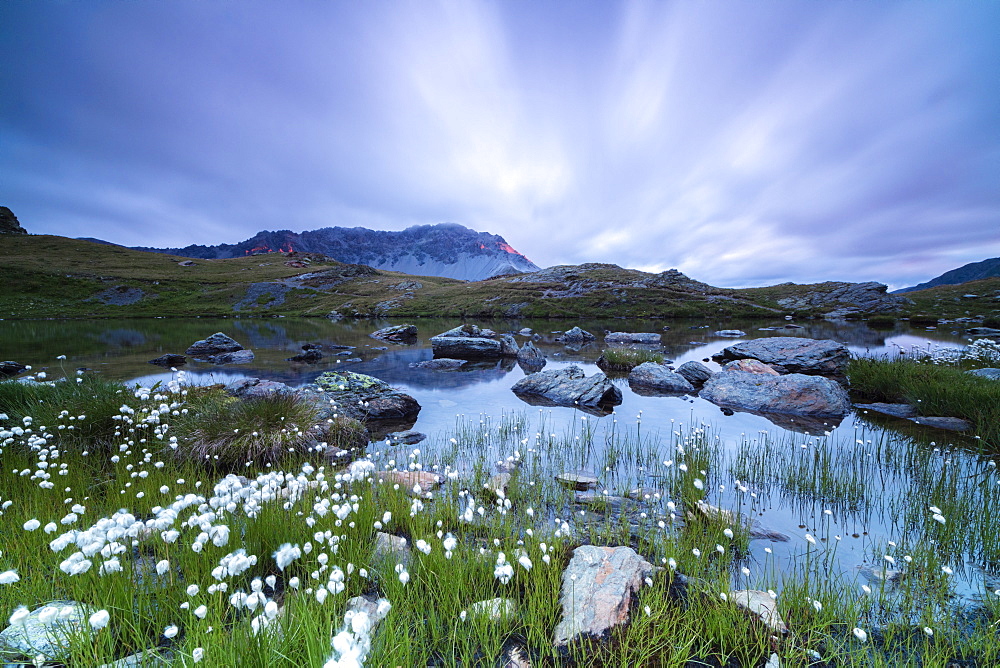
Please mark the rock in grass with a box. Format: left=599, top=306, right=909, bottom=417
left=0, top=600, right=97, bottom=661
left=700, top=359, right=850, bottom=418
left=967, top=368, right=1000, bottom=381
left=373, top=532, right=410, bottom=566
left=511, top=365, right=622, bottom=413
left=148, top=354, right=186, bottom=367
left=470, top=598, right=517, bottom=621
left=729, top=590, right=788, bottom=635
left=487, top=472, right=512, bottom=498
left=377, top=470, right=443, bottom=493
left=553, top=545, right=654, bottom=646
left=676, top=360, right=713, bottom=386
left=0, top=361, right=28, bottom=377
left=604, top=331, right=661, bottom=345
left=627, top=362, right=694, bottom=394
left=98, top=648, right=174, bottom=667
left=370, top=324, right=418, bottom=344
left=713, top=336, right=850, bottom=377
left=229, top=377, right=295, bottom=400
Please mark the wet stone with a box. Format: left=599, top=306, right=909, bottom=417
left=556, top=472, right=599, bottom=490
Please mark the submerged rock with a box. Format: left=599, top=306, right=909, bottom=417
left=714, top=330, right=746, bottom=337
left=370, top=324, right=418, bottom=343
left=388, top=430, right=426, bottom=445
left=556, top=472, right=599, bottom=491
left=713, top=336, right=850, bottom=377
left=553, top=545, right=654, bottom=646
left=0, top=600, right=97, bottom=661
left=605, top=331, right=661, bottom=345
left=287, top=348, right=324, bottom=363
left=700, top=359, right=850, bottom=418
left=627, top=362, right=694, bottom=395
left=855, top=402, right=918, bottom=418
left=409, top=358, right=467, bottom=370
left=511, top=365, right=622, bottom=413
left=909, top=416, right=972, bottom=432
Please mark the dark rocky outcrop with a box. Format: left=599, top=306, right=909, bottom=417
left=553, top=545, right=654, bottom=646
left=712, top=336, right=849, bottom=377
left=308, top=371, right=420, bottom=423
left=0, top=207, right=27, bottom=235
left=511, top=365, right=621, bottom=414
left=700, top=359, right=851, bottom=418
left=287, top=348, right=324, bottom=363
left=370, top=324, right=418, bottom=344
left=148, top=354, right=187, bottom=368
left=605, top=332, right=661, bottom=345
left=0, top=361, right=28, bottom=378
left=774, top=281, right=912, bottom=317
left=627, top=363, right=694, bottom=395
left=676, top=360, right=713, bottom=386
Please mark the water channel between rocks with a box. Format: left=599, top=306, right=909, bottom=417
left=1, top=316, right=990, bottom=603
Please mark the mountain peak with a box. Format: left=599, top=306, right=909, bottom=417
left=131, top=224, right=539, bottom=281
left=895, top=257, right=1000, bottom=293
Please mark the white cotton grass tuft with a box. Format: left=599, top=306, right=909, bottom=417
left=0, top=570, right=19, bottom=585
left=89, top=609, right=110, bottom=630
left=274, top=543, right=302, bottom=571
left=852, top=627, right=868, bottom=642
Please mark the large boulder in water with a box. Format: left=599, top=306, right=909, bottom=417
left=186, top=332, right=244, bottom=356
left=556, top=326, right=595, bottom=343
left=676, top=360, right=713, bottom=386
left=430, top=324, right=518, bottom=359
left=511, top=365, right=621, bottom=413
left=370, top=324, right=418, bottom=344
left=712, top=336, right=849, bottom=377
left=700, top=359, right=850, bottom=418
left=308, top=371, right=420, bottom=423
left=627, top=362, right=694, bottom=395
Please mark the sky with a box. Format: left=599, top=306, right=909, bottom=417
left=1, top=1, right=998, bottom=290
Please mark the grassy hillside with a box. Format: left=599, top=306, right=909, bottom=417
left=2, top=235, right=995, bottom=320
left=900, top=277, right=1000, bottom=323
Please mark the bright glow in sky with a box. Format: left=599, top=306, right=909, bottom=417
left=2, top=1, right=998, bottom=289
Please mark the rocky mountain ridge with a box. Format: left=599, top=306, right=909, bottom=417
left=895, top=257, right=1000, bottom=293
left=129, top=223, right=539, bottom=281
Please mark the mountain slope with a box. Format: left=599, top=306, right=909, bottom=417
left=895, top=257, right=1000, bottom=293
left=130, top=223, right=539, bottom=281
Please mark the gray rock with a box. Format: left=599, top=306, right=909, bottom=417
left=553, top=545, right=654, bottom=646
left=430, top=335, right=503, bottom=358
left=556, top=326, right=596, bottom=343
left=968, top=368, right=1000, bottom=380
left=98, top=648, right=173, bottom=668
left=370, top=324, right=418, bottom=343
left=511, top=365, right=622, bottom=412
left=148, top=354, right=186, bottom=367
left=344, top=594, right=392, bottom=629
left=186, top=332, right=244, bottom=356
left=714, top=330, right=746, bottom=337
left=389, top=430, right=426, bottom=445
left=909, top=416, right=973, bottom=432
left=729, top=590, right=788, bottom=634
left=229, top=378, right=296, bottom=400
left=556, top=472, right=599, bottom=490
left=409, top=358, right=467, bottom=370
left=775, top=281, right=912, bottom=316
left=0, top=361, right=28, bottom=377
left=714, top=336, right=850, bottom=376
left=676, top=360, right=713, bottom=386
left=516, top=341, right=546, bottom=372
left=605, top=332, right=661, bottom=345
left=518, top=328, right=533, bottom=336
left=855, top=402, right=918, bottom=418
left=487, top=472, right=512, bottom=497
left=309, top=371, right=420, bottom=423
left=627, top=362, right=695, bottom=394
left=212, top=349, right=255, bottom=364
left=0, top=600, right=96, bottom=660
left=499, top=334, right=520, bottom=357
left=700, top=359, right=851, bottom=418
left=968, top=327, right=1000, bottom=337
left=373, top=532, right=410, bottom=565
